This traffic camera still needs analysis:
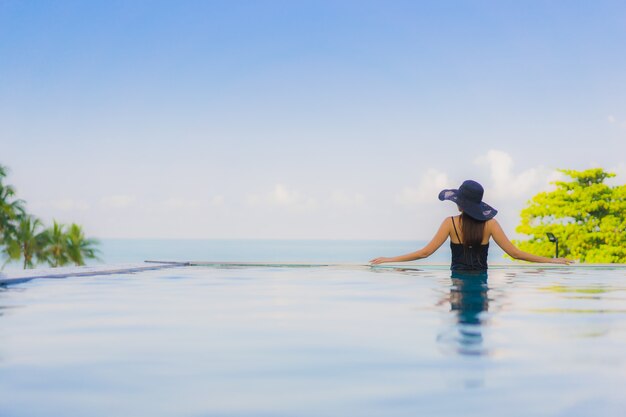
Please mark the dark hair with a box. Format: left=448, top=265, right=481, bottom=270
left=461, top=212, right=485, bottom=249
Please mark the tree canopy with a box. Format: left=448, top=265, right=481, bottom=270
left=1, top=164, right=99, bottom=269
left=514, top=168, right=626, bottom=263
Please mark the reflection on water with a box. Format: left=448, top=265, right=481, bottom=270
left=438, top=271, right=490, bottom=356
left=1, top=266, right=626, bottom=417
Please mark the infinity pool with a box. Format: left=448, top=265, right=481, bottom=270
left=1, top=265, right=625, bottom=417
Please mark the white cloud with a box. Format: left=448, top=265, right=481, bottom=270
left=607, top=163, right=626, bottom=186
left=100, top=195, right=136, bottom=209
left=474, top=149, right=556, bottom=199
left=271, top=184, right=300, bottom=205
left=468, top=149, right=572, bottom=238
left=330, top=190, right=365, bottom=208
left=211, top=195, right=225, bottom=206
left=395, top=169, right=452, bottom=205
left=606, top=114, right=626, bottom=129
left=49, top=198, right=90, bottom=211
left=158, top=195, right=226, bottom=210
left=392, top=150, right=562, bottom=211
left=247, top=184, right=317, bottom=210
left=160, top=197, right=202, bottom=210
left=543, top=169, right=568, bottom=189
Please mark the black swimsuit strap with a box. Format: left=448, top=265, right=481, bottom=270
left=451, top=216, right=461, bottom=243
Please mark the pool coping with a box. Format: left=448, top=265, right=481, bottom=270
left=151, top=260, right=626, bottom=269
left=1, top=260, right=624, bottom=287
left=0, top=262, right=190, bottom=286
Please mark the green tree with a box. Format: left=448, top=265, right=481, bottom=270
left=1, top=163, right=101, bottom=269
left=514, top=168, right=626, bottom=263
left=0, top=164, right=26, bottom=244
left=66, top=223, right=99, bottom=266
left=45, top=221, right=71, bottom=267
left=14, top=215, right=50, bottom=269
left=1, top=229, right=22, bottom=269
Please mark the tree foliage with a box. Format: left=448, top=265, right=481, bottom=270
left=1, top=163, right=100, bottom=269
left=514, top=168, right=626, bottom=263
left=14, top=215, right=50, bottom=269
left=66, top=223, right=100, bottom=266
left=0, top=165, right=25, bottom=244
left=46, top=221, right=70, bottom=267
left=43, top=221, right=100, bottom=267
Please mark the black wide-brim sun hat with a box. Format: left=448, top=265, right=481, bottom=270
left=438, top=180, right=497, bottom=221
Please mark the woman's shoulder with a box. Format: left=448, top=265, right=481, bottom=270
left=484, top=218, right=499, bottom=232
left=442, top=215, right=462, bottom=232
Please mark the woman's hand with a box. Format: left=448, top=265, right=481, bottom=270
left=550, top=257, right=575, bottom=265
left=369, top=257, right=392, bottom=265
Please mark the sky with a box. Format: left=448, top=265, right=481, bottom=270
left=1, top=0, right=625, bottom=240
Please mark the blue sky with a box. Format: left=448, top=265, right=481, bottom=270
left=2, top=1, right=625, bottom=239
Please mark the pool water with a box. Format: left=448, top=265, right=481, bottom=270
left=1, top=265, right=625, bottom=417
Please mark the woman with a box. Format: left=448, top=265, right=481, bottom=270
left=370, top=180, right=572, bottom=269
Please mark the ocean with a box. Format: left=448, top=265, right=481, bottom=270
left=95, top=238, right=509, bottom=265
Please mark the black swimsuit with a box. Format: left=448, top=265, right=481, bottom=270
left=450, top=216, right=489, bottom=271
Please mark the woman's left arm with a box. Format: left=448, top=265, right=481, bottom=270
left=489, top=219, right=573, bottom=264
left=370, top=219, right=450, bottom=265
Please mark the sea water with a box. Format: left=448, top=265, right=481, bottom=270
left=0, top=264, right=625, bottom=417
left=1, top=239, right=510, bottom=272
left=96, top=238, right=508, bottom=264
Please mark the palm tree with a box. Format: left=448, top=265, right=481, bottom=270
left=1, top=164, right=27, bottom=269
left=1, top=164, right=100, bottom=269
left=46, top=221, right=70, bottom=267
left=1, top=230, right=21, bottom=270
left=14, top=215, right=50, bottom=269
left=0, top=164, right=26, bottom=244
left=66, top=223, right=99, bottom=266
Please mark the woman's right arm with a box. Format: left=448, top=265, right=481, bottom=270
left=490, top=219, right=573, bottom=264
